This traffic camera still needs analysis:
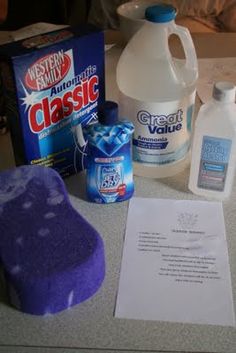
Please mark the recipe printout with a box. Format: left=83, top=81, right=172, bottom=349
left=115, top=198, right=235, bottom=326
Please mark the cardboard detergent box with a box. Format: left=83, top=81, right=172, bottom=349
left=0, top=25, right=105, bottom=177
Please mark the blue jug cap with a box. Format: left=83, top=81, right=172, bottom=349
left=98, top=101, right=118, bottom=125
left=145, top=4, right=176, bottom=23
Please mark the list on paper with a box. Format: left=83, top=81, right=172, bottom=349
left=115, top=198, right=235, bottom=326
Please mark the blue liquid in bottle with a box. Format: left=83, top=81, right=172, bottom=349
left=84, top=101, right=134, bottom=203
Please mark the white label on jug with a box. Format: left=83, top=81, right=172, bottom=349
left=119, top=92, right=195, bottom=165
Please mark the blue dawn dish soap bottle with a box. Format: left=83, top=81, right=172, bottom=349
left=84, top=101, right=134, bottom=203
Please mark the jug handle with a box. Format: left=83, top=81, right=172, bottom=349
left=169, top=24, right=198, bottom=82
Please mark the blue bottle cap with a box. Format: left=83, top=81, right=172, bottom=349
left=98, top=101, right=118, bottom=126
left=145, top=4, right=176, bottom=23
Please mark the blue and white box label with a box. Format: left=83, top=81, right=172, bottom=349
left=0, top=26, right=105, bottom=178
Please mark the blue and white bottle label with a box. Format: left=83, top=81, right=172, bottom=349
left=119, top=92, right=195, bottom=165
left=85, top=121, right=134, bottom=203
left=197, top=136, right=232, bottom=191
left=95, top=161, right=125, bottom=203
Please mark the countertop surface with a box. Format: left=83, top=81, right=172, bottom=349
left=0, top=171, right=236, bottom=353
left=0, top=31, right=236, bottom=353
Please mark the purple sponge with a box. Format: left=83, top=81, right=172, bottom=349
left=0, top=165, right=105, bottom=315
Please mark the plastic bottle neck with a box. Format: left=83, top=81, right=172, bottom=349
left=144, top=19, right=175, bottom=35
left=140, top=20, right=174, bottom=58
left=146, top=19, right=175, bottom=27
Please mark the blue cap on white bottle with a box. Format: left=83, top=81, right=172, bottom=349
left=98, top=101, right=118, bottom=126
left=145, top=4, right=176, bottom=23
left=213, top=81, right=236, bottom=103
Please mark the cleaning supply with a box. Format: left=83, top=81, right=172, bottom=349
left=0, top=165, right=105, bottom=315
left=0, top=25, right=105, bottom=177
left=189, top=81, right=236, bottom=200
left=84, top=101, right=134, bottom=203
left=117, top=4, right=198, bottom=178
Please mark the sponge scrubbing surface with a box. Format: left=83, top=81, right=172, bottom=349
left=0, top=165, right=105, bottom=315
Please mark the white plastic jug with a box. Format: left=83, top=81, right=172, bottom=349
left=117, top=4, right=198, bottom=178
